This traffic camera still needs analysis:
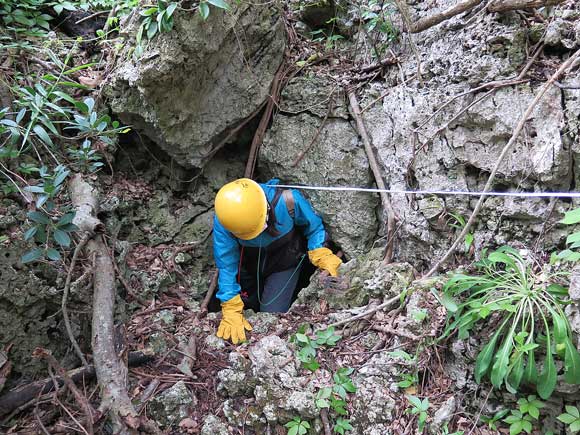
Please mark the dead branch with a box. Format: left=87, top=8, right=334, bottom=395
left=32, top=348, right=95, bottom=435
left=393, top=0, right=423, bottom=83
left=372, top=324, right=421, bottom=341
left=199, top=270, right=219, bottom=317
left=62, top=234, right=90, bottom=369
left=0, top=352, right=152, bottom=418
left=347, top=89, right=397, bottom=263
left=409, top=0, right=484, bottom=33
left=69, top=175, right=144, bottom=434
left=488, top=0, right=565, bottom=12
left=326, top=292, right=404, bottom=329
left=424, top=48, right=580, bottom=278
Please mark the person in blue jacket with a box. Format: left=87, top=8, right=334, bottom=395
left=212, top=178, right=342, bottom=344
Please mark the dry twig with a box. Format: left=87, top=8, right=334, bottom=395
left=347, top=89, right=397, bottom=263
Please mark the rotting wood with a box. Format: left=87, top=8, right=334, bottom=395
left=424, top=48, right=580, bottom=278
left=0, top=352, right=152, bottom=418
left=347, top=89, right=397, bottom=263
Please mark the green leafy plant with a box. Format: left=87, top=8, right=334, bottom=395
left=333, top=367, right=357, bottom=399
left=441, top=423, right=464, bottom=435
left=334, top=417, right=353, bottom=434
left=0, top=0, right=53, bottom=35
left=555, top=207, right=580, bottom=262
left=24, top=165, right=69, bottom=208
left=517, top=395, right=544, bottom=420
left=292, top=326, right=341, bottom=371
left=285, top=417, right=310, bottom=435
left=199, top=0, right=230, bottom=20
left=440, top=246, right=580, bottom=399
left=406, top=395, right=429, bottom=433
left=447, top=212, right=474, bottom=252
left=558, top=405, right=580, bottom=433
left=68, top=139, right=105, bottom=173
left=503, top=409, right=535, bottom=435
left=22, top=210, right=77, bottom=263
left=480, top=409, right=509, bottom=431
left=360, top=0, right=399, bottom=58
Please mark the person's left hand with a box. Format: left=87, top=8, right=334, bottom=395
left=308, top=247, right=342, bottom=277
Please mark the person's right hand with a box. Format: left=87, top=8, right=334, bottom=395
left=216, top=294, right=252, bottom=344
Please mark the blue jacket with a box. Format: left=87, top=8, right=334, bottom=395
left=213, top=179, right=326, bottom=303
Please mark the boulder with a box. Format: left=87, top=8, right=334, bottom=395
left=105, top=3, right=285, bottom=167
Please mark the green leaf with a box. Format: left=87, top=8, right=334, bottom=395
left=27, top=211, right=50, bottom=224
left=557, top=413, right=577, bottom=424
left=441, top=292, right=459, bottom=313
left=523, top=350, right=538, bottom=385
left=507, top=353, right=524, bottom=394
left=166, top=2, right=178, bottom=17
left=571, top=420, right=580, bottom=433
left=24, top=226, right=38, bottom=241
left=46, top=248, right=61, bottom=261
left=147, top=20, right=158, bottom=39
left=475, top=326, right=502, bottom=383
left=491, top=328, right=514, bottom=387
left=21, top=248, right=43, bottom=263
left=553, top=313, right=568, bottom=357
left=562, top=208, right=580, bottom=225
left=199, top=2, right=210, bottom=19
left=566, top=406, right=580, bottom=418
left=537, top=345, right=556, bottom=400
left=207, top=0, right=230, bottom=9
left=509, top=420, right=523, bottom=435
left=57, top=212, right=75, bottom=226
left=53, top=229, right=71, bottom=247
left=288, top=426, right=298, bottom=435
left=32, top=124, right=54, bottom=147
left=564, top=337, right=580, bottom=384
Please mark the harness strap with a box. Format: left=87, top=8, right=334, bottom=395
left=282, top=189, right=295, bottom=218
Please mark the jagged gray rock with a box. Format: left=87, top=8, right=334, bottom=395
left=105, top=3, right=285, bottom=168
left=148, top=381, right=195, bottom=428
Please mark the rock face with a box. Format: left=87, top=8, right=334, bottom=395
left=105, top=3, right=285, bottom=168
left=260, top=78, right=379, bottom=256
left=354, top=2, right=578, bottom=265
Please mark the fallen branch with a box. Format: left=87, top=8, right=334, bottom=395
left=326, top=292, right=403, bottom=329
left=347, top=89, right=397, bottom=263
left=0, top=352, right=152, bottom=418
left=409, top=0, right=483, bottom=33
left=70, top=175, right=145, bottom=434
left=424, top=48, right=580, bottom=278
left=320, top=409, right=332, bottom=435
left=32, top=348, right=95, bottom=435
left=488, top=0, right=565, bottom=12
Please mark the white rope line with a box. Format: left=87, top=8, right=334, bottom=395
left=275, top=184, right=580, bottom=198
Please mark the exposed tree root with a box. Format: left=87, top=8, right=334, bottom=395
left=347, top=89, right=397, bottom=263
left=424, top=48, right=580, bottom=278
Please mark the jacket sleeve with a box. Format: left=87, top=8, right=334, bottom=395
left=213, top=215, right=241, bottom=303
left=292, top=190, right=327, bottom=251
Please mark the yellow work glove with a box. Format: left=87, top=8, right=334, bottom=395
left=217, top=294, right=252, bottom=344
left=308, top=247, right=342, bottom=277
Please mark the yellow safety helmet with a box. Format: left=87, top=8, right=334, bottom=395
left=215, top=178, right=268, bottom=240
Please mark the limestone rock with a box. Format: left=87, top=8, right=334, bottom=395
left=201, top=414, right=229, bottom=435
left=260, top=77, right=379, bottom=257
left=149, top=381, right=195, bottom=428
left=295, top=248, right=415, bottom=309
left=105, top=3, right=285, bottom=168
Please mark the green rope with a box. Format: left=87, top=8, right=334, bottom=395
left=256, top=244, right=306, bottom=308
